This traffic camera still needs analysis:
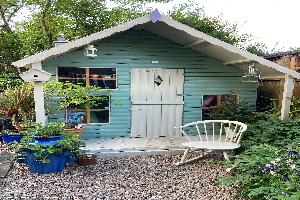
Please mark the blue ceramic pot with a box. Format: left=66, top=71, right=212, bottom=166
left=26, top=151, right=67, bottom=174
left=3, top=134, right=23, bottom=143
left=33, top=135, right=64, bottom=145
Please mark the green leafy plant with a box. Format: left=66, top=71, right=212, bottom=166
left=207, top=91, right=261, bottom=123
left=19, top=123, right=85, bottom=163
left=218, top=143, right=300, bottom=199
left=28, top=122, right=65, bottom=137
left=218, top=117, right=300, bottom=199
left=43, top=81, right=108, bottom=114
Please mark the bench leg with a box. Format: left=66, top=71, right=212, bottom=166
left=175, top=149, right=208, bottom=166
left=180, top=147, right=190, bottom=163
left=223, top=151, right=230, bottom=161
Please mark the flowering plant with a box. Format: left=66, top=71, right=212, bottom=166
left=218, top=143, right=300, bottom=199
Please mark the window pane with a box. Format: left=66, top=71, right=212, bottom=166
left=90, top=97, right=109, bottom=109
left=58, top=67, right=86, bottom=85
left=90, top=110, right=109, bottom=123
left=203, top=95, right=218, bottom=108
left=89, top=68, right=116, bottom=89
left=66, top=110, right=87, bottom=124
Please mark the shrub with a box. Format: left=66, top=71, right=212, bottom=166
left=207, top=92, right=262, bottom=123
left=218, top=143, right=300, bottom=199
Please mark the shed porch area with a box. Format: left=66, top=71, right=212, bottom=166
left=84, top=136, right=198, bottom=154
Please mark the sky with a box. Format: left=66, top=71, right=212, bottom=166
left=140, top=0, right=300, bottom=52
left=17, top=0, right=300, bottom=53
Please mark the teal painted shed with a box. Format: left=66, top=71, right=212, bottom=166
left=14, top=11, right=300, bottom=141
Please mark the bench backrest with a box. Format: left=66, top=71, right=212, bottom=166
left=179, top=120, right=247, bottom=144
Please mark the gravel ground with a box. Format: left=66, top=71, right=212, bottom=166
left=0, top=143, right=235, bottom=200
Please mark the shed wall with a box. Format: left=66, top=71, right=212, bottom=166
left=43, top=29, right=257, bottom=139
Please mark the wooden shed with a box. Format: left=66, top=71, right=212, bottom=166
left=12, top=10, right=300, bottom=141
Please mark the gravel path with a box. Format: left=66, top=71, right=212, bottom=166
left=0, top=143, right=235, bottom=200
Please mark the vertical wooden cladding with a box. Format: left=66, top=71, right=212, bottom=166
left=42, top=30, right=257, bottom=140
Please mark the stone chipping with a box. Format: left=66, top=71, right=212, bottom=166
left=0, top=143, right=235, bottom=200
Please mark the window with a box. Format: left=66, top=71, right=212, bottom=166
left=57, top=67, right=117, bottom=89
left=202, top=94, right=237, bottom=119
left=66, top=96, right=110, bottom=124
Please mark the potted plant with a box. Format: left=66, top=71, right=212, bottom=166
left=0, top=117, right=24, bottom=143
left=18, top=124, right=85, bottom=174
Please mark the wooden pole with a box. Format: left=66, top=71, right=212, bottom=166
left=280, top=74, right=295, bottom=120
left=32, top=62, right=47, bottom=125
left=34, top=81, right=46, bottom=125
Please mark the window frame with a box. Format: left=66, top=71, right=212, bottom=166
left=65, top=95, right=111, bottom=125
left=56, top=67, right=118, bottom=91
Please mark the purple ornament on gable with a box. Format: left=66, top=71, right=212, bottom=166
left=151, top=9, right=161, bottom=23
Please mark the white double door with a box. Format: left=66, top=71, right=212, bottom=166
left=130, top=68, right=184, bottom=138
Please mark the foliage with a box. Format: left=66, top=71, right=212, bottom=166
left=28, top=122, right=65, bottom=137
left=218, top=143, right=300, bottom=199
left=0, top=72, right=23, bottom=92
left=218, top=117, right=300, bottom=199
left=169, top=4, right=267, bottom=55
left=19, top=122, right=85, bottom=163
left=0, top=82, right=34, bottom=121
left=207, top=92, right=260, bottom=124
left=43, top=81, right=108, bottom=114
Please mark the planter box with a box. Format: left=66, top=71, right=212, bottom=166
left=3, top=134, right=23, bottom=143
left=64, top=127, right=85, bottom=135
left=26, top=151, right=67, bottom=174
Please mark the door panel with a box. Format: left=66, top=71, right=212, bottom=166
left=131, top=68, right=184, bottom=138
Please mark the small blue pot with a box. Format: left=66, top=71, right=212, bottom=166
left=65, top=151, right=78, bottom=163
left=26, top=151, right=67, bottom=174
left=3, top=134, right=23, bottom=143
left=17, top=157, right=27, bottom=164
left=33, top=135, right=64, bottom=145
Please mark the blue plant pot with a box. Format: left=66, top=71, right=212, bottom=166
left=65, top=151, right=78, bottom=163
left=26, top=151, right=67, bottom=174
left=33, top=135, right=64, bottom=145
left=3, top=134, right=23, bottom=143
left=17, top=157, right=27, bottom=164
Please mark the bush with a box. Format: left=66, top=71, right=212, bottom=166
left=218, top=143, right=300, bottom=199
left=207, top=92, right=263, bottom=124
left=0, top=73, right=23, bottom=92
left=218, top=117, right=300, bottom=199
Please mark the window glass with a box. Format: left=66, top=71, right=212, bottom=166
left=57, top=67, right=117, bottom=89
left=89, top=68, right=116, bottom=89
left=202, top=94, right=231, bottom=120
left=66, top=96, right=110, bottom=124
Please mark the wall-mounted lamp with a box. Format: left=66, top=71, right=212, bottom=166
left=241, top=62, right=260, bottom=83
left=84, top=44, right=97, bottom=58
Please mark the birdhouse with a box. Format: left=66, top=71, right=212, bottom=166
left=20, top=68, right=52, bottom=82
left=84, top=44, right=97, bottom=58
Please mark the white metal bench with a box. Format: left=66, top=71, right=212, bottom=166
left=176, top=120, right=247, bottom=165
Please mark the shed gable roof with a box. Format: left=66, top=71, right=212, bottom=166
left=12, top=11, right=300, bottom=79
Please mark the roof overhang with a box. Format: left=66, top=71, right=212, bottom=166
left=12, top=12, right=300, bottom=80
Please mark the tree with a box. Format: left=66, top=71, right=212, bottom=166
left=169, top=4, right=267, bottom=55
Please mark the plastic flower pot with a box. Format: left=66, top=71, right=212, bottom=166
left=33, top=135, right=64, bottom=145
left=25, top=151, right=67, bottom=174
left=3, top=134, right=23, bottom=143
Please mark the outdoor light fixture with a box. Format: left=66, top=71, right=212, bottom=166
left=241, top=62, right=260, bottom=83
left=84, top=44, right=97, bottom=58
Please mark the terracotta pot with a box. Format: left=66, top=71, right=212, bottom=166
left=77, top=154, right=97, bottom=166
left=64, top=126, right=85, bottom=135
